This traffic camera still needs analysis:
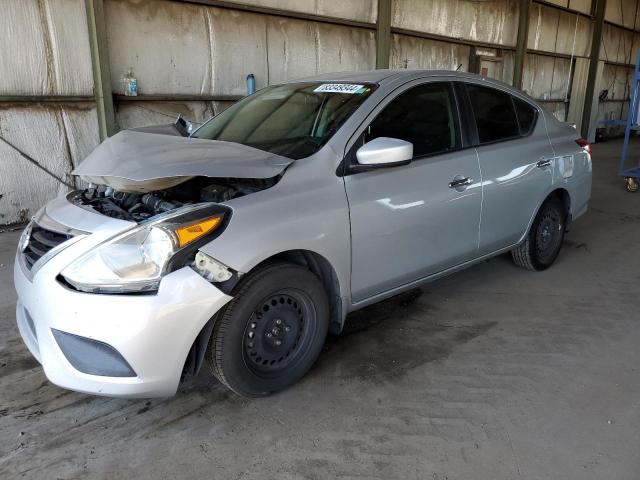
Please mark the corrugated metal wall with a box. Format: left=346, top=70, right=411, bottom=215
left=105, top=0, right=377, bottom=130
left=598, top=0, right=639, bottom=136
left=228, top=0, right=378, bottom=23
left=106, top=2, right=373, bottom=97
left=1, top=0, right=639, bottom=224
left=392, top=0, right=519, bottom=45
left=0, top=0, right=99, bottom=225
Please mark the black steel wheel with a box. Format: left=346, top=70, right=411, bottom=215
left=512, top=197, right=566, bottom=271
left=533, top=205, right=564, bottom=265
left=243, top=291, right=315, bottom=376
left=207, top=262, right=329, bottom=397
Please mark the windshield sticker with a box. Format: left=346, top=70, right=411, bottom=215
left=313, top=84, right=365, bottom=94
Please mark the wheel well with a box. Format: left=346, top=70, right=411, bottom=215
left=258, top=250, right=343, bottom=335
left=182, top=250, right=343, bottom=379
left=548, top=188, right=571, bottom=228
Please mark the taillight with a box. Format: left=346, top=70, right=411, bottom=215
left=575, top=138, right=591, bottom=157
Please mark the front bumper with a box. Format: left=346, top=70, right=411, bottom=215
left=13, top=198, right=232, bottom=398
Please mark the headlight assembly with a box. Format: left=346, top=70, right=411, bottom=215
left=61, top=204, right=228, bottom=293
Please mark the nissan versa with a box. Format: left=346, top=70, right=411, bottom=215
left=14, top=71, right=592, bottom=398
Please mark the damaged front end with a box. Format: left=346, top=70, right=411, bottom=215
left=57, top=127, right=292, bottom=294
left=68, top=176, right=280, bottom=222
left=58, top=201, right=234, bottom=294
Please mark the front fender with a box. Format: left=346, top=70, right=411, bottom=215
left=198, top=157, right=352, bottom=313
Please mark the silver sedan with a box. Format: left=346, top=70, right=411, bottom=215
left=14, top=71, right=592, bottom=397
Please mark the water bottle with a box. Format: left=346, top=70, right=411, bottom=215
left=246, top=74, right=256, bottom=95
left=123, top=69, right=138, bottom=97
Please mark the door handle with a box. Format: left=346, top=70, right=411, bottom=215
left=448, top=176, right=473, bottom=188
left=536, top=158, right=552, bottom=168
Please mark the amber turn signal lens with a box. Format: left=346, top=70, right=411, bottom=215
left=174, top=215, right=222, bottom=248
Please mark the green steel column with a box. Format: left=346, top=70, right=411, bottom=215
left=85, top=0, right=116, bottom=141
left=376, top=0, right=392, bottom=69
left=581, top=0, right=606, bottom=139
left=513, top=0, right=531, bottom=89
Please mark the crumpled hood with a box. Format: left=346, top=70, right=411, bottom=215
left=73, top=127, right=293, bottom=193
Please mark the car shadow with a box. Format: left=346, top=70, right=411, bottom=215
left=310, top=288, right=496, bottom=383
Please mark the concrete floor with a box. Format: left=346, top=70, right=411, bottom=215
left=1, top=139, right=639, bottom=479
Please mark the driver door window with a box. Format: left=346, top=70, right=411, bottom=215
left=364, top=82, right=461, bottom=157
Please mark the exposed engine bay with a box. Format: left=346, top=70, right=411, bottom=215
left=70, top=176, right=279, bottom=222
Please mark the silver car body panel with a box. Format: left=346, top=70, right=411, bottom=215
left=461, top=77, right=557, bottom=255
left=346, top=146, right=482, bottom=301
left=200, top=146, right=354, bottom=316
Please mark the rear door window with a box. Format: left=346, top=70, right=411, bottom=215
left=513, top=97, right=537, bottom=135
left=466, top=84, right=520, bottom=144
left=364, top=82, right=461, bottom=157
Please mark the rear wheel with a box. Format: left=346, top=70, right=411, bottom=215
left=207, top=262, right=329, bottom=397
left=512, top=198, right=566, bottom=271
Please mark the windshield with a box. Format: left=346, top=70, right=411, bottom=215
left=192, top=82, right=376, bottom=159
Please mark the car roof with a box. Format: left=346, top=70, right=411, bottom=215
left=286, top=69, right=522, bottom=94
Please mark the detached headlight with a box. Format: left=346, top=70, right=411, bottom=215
left=61, top=204, right=228, bottom=293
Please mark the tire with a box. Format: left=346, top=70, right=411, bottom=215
left=511, top=197, right=566, bottom=271
left=207, top=262, right=329, bottom=397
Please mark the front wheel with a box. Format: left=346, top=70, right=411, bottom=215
left=207, top=262, right=329, bottom=397
left=511, top=198, right=566, bottom=271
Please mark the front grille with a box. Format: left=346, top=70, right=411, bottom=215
left=22, top=224, right=72, bottom=270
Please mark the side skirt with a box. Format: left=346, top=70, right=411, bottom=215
left=349, top=242, right=521, bottom=312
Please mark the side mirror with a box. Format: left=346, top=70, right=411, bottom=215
left=355, top=137, right=413, bottom=167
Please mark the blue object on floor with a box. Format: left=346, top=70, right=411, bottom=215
left=619, top=52, right=640, bottom=188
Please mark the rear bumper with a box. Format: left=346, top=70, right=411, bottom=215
left=14, top=237, right=232, bottom=398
